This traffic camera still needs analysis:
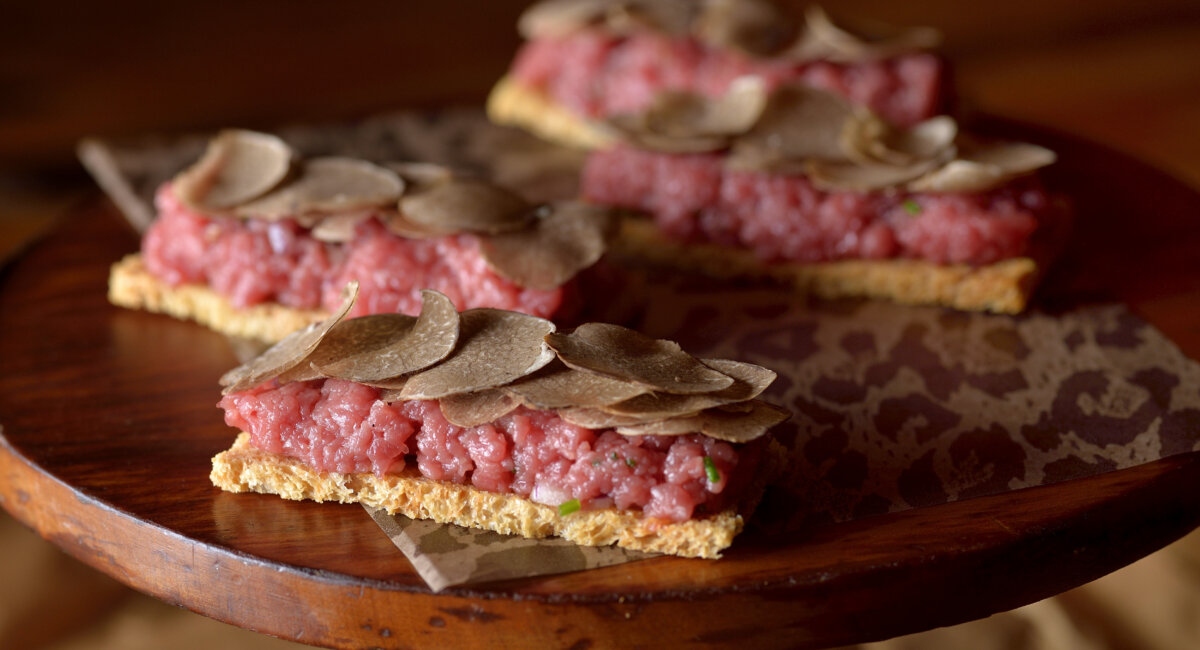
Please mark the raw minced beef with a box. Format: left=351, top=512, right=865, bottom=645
left=220, top=378, right=755, bottom=522
left=141, top=184, right=569, bottom=319
left=583, top=147, right=1064, bottom=265
left=511, top=28, right=945, bottom=127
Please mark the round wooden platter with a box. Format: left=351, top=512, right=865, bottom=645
left=3, top=129, right=1200, bottom=649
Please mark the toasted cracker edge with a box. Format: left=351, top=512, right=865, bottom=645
left=212, top=432, right=790, bottom=559
left=617, top=218, right=1038, bottom=314
left=108, top=253, right=329, bottom=343
left=487, top=75, right=618, bottom=150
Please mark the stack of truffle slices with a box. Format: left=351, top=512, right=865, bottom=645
left=212, top=284, right=790, bottom=558
left=488, top=0, right=1073, bottom=313
left=108, top=129, right=616, bottom=343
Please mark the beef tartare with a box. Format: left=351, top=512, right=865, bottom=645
left=489, top=1, right=1069, bottom=313
left=212, top=287, right=788, bottom=558
left=575, top=80, right=1069, bottom=313
left=489, top=1, right=948, bottom=148
left=109, top=129, right=614, bottom=342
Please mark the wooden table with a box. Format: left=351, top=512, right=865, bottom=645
left=2, top=119, right=1200, bottom=649
left=2, top=2, right=1200, bottom=648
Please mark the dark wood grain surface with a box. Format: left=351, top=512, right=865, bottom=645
left=2, top=1, right=1200, bottom=648
left=2, top=125, right=1199, bottom=648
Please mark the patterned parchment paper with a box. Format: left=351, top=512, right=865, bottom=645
left=633, top=280, right=1200, bottom=526
left=364, top=507, right=646, bottom=592
left=81, top=109, right=1200, bottom=591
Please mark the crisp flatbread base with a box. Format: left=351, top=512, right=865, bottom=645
left=212, top=432, right=783, bottom=559
left=487, top=76, right=1042, bottom=314
left=108, top=253, right=329, bottom=343
left=488, top=75, right=618, bottom=150
left=616, top=218, right=1039, bottom=314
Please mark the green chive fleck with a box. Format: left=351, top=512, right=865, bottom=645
left=591, top=459, right=601, bottom=467
left=902, top=199, right=921, bottom=215
left=626, top=457, right=637, bottom=469
left=558, top=499, right=581, bottom=516
left=703, top=456, right=721, bottom=483
left=611, top=452, right=619, bottom=461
